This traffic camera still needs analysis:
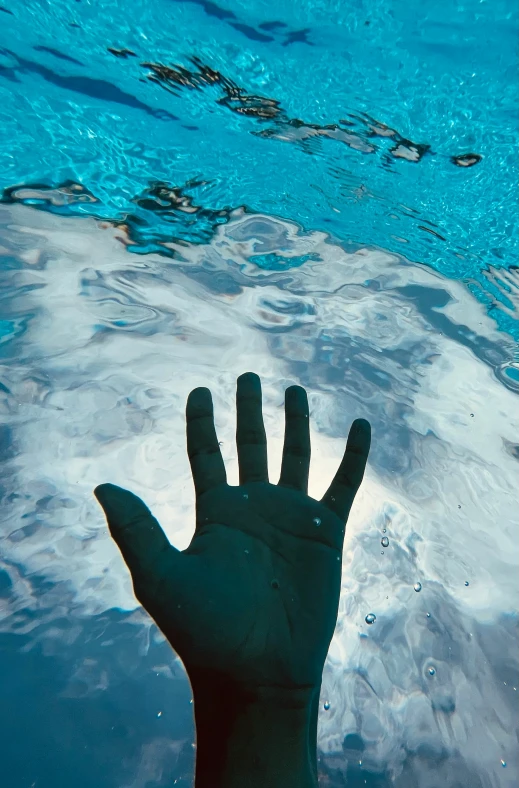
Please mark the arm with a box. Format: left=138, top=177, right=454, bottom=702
left=191, top=669, right=320, bottom=788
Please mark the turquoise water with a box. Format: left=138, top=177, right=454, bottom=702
left=0, top=1, right=518, bottom=786
left=1, top=0, right=518, bottom=339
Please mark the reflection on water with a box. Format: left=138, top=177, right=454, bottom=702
left=0, top=203, right=517, bottom=787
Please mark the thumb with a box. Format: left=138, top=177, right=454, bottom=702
left=94, top=483, right=174, bottom=595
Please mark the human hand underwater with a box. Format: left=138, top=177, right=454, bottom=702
left=94, top=372, right=371, bottom=695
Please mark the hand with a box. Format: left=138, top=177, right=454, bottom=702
left=94, top=372, right=371, bottom=693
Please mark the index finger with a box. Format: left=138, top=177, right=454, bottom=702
left=186, top=387, right=227, bottom=497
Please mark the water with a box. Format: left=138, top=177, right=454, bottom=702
left=0, top=1, right=518, bottom=787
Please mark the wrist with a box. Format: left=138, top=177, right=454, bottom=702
left=189, top=668, right=320, bottom=788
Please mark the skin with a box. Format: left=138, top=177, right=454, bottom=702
left=94, top=371, right=371, bottom=787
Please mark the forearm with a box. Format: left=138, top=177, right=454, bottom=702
left=189, top=668, right=320, bottom=788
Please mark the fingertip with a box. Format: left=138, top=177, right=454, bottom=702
left=187, top=387, right=212, bottom=403
left=347, top=419, right=371, bottom=458
left=285, top=384, right=307, bottom=398
left=94, top=483, right=128, bottom=521
left=352, top=418, right=371, bottom=435
left=189, top=386, right=211, bottom=396
left=236, top=372, right=263, bottom=405
left=284, top=384, right=309, bottom=417
left=94, top=483, right=117, bottom=503
left=94, top=482, right=116, bottom=494
left=94, top=483, right=148, bottom=520
left=237, top=371, right=261, bottom=390
left=186, top=387, right=213, bottom=418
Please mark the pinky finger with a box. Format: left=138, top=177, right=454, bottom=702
left=320, top=419, right=371, bottom=521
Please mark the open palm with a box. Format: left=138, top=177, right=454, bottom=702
left=95, top=372, right=371, bottom=693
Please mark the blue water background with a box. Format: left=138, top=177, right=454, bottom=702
left=0, top=0, right=517, bottom=332
left=0, top=1, right=518, bottom=786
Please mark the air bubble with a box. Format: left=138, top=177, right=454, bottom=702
left=365, top=613, right=376, bottom=625
left=324, top=701, right=330, bottom=710
left=313, top=517, right=321, bottom=526
left=414, top=582, right=422, bottom=592
left=244, top=549, right=249, bottom=554
left=381, top=536, right=389, bottom=547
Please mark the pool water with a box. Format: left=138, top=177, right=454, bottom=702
left=0, top=1, right=518, bottom=786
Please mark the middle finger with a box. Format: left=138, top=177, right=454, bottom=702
left=236, top=372, right=269, bottom=485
